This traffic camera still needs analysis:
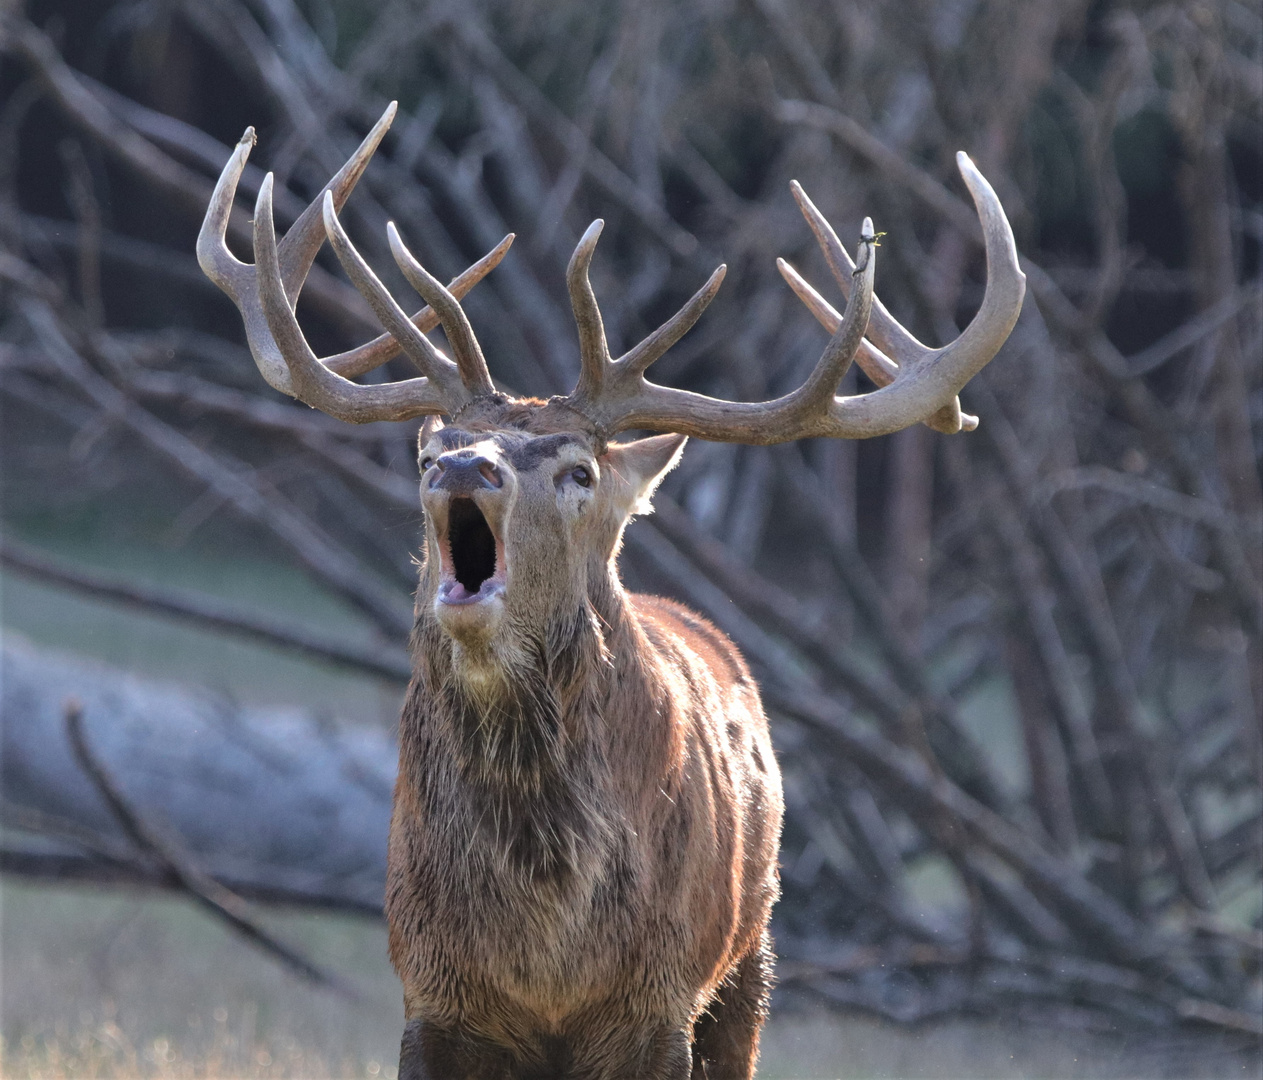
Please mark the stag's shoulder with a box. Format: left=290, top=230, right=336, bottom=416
left=628, top=593, right=754, bottom=690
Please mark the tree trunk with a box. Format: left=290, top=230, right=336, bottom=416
left=1, top=636, right=393, bottom=912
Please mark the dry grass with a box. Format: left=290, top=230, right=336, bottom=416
left=3, top=881, right=1259, bottom=1080
left=5, top=1006, right=1261, bottom=1080
left=1, top=1009, right=394, bottom=1079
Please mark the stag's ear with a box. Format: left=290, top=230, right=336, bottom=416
left=417, top=415, right=445, bottom=464
left=602, top=433, right=687, bottom=517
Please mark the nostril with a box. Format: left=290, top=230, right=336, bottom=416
left=434, top=453, right=503, bottom=493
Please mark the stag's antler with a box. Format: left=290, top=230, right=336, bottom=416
left=562, top=152, right=1025, bottom=442
left=200, top=102, right=1024, bottom=439
left=197, top=102, right=511, bottom=423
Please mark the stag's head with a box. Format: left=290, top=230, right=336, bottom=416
left=198, top=102, right=1025, bottom=668
left=411, top=407, right=684, bottom=654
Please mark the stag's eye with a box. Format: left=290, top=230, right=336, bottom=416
left=571, top=466, right=592, bottom=488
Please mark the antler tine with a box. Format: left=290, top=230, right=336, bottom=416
left=776, top=254, right=969, bottom=433
left=789, top=179, right=932, bottom=366
left=777, top=259, right=897, bottom=383
left=320, top=193, right=470, bottom=399
left=386, top=222, right=496, bottom=396
left=564, top=220, right=727, bottom=414
left=278, top=101, right=396, bottom=301
left=793, top=219, right=876, bottom=404
left=616, top=264, right=727, bottom=379
left=567, top=220, right=612, bottom=406
left=936, top=152, right=1026, bottom=394
left=197, top=127, right=257, bottom=305
left=253, top=175, right=458, bottom=422
left=576, top=223, right=876, bottom=443
left=324, top=234, right=514, bottom=380
left=789, top=176, right=965, bottom=439
left=200, top=118, right=510, bottom=423
left=787, top=158, right=1028, bottom=435
left=198, top=130, right=302, bottom=397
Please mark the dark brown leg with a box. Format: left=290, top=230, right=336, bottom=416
left=641, top=1026, right=693, bottom=1080
left=561, top=1021, right=690, bottom=1080
left=403, top=1019, right=693, bottom=1080
left=398, top=1017, right=515, bottom=1080
left=689, top=936, right=774, bottom=1080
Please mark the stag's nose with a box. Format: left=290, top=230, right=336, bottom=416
left=431, top=450, right=503, bottom=493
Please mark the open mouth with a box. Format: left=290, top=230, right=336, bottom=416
left=440, top=498, right=505, bottom=605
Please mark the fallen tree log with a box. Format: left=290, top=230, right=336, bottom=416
left=1, top=635, right=393, bottom=912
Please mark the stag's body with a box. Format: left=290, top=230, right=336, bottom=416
left=393, top=555, right=779, bottom=1074
left=381, top=408, right=781, bottom=1076
left=199, top=99, right=1023, bottom=1080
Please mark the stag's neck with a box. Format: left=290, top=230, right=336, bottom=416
left=411, top=577, right=655, bottom=771
left=401, top=581, right=651, bottom=881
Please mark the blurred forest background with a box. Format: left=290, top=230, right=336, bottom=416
left=0, top=0, right=1260, bottom=1076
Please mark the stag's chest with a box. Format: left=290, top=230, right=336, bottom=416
left=388, top=754, right=642, bottom=1020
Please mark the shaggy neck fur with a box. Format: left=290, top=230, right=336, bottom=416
left=403, top=569, right=636, bottom=885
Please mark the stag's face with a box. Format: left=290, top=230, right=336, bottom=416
left=416, top=417, right=685, bottom=662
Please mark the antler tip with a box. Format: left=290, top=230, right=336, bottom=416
left=238, top=127, right=257, bottom=149
left=370, top=101, right=398, bottom=134
left=954, top=151, right=997, bottom=203
left=569, top=221, right=605, bottom=281
left=385, top=220, right=416, bottom=270
left=956, top=151, right=988, bottom=191
left=321, top=189, right=350, bottom=249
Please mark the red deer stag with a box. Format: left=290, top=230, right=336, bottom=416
left=198, top=102, right=1024, bottom=1079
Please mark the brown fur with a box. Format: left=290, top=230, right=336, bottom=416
left=387, top=404, right=783, bottom=1079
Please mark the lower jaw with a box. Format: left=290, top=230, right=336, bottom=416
left=438, top=579, right=505, bottom=607
left=434, top=584, right=505, bottom=641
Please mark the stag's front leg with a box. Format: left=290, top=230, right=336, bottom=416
left=689, top=935, right=775, bottom=1080
left=398, top=1018, right=514, bottom=1080
left=632, top=1025, right=693, bottom=1080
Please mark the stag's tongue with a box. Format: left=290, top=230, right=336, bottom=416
left=446, top=582, right=475, bottom=602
